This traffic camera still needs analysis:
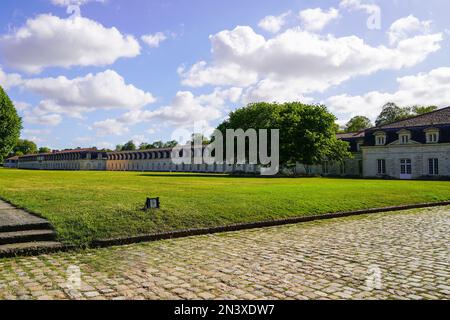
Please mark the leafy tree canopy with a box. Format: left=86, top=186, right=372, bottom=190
left=375, top=103, right=439, bottom=127
left=38, top=147, right=52, bottom=154
left=345, top=116, right=373, bottom=133
left=412, top=105, right=438, bottom=115
left=0, top=86, right=22, bottom=162
left=122, top=140, right=137, bottom=151
left=217, top=102, right=351, bottom=168
left=12, top=139, right=38, bottom=156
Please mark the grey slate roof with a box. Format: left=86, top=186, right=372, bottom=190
left=377, top=106, right=450, bottom=129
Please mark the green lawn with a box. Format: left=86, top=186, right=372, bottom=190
left=0, top=168, right=449, bottom=246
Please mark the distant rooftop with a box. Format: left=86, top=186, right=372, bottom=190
left=336, top=131, right=365, bottom=139
left=376, top=106, right=450, bottom=129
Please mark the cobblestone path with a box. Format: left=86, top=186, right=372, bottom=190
left=0, top=206, right=449, bottom=300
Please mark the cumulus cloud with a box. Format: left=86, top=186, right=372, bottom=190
left=258, top=11, right=291, bottom=34
left=23, top=70, right=155, bottom=118
left=93, top=119, right=129, bottom=136
left=23, top=111, right=63, bottom=126
left=123, top=87, right=242, bottom=126
left=0, top=67, right=22, bottom=89
left=299, top=7, right=339, bottom=32
left=141, top=32, right=168, bottom=48
left=388, top=15, right=432, bottom=45
left=0, top=14, right=140, bottom=73
left=179, top=25, right=442, bottom=102
left=339, top=0, right=379, bottom=14
left=92, top=87, right=242, bottom=137
left=326, top=67, right=450, bottom=122
left=179, top=61, right=258, bottom=87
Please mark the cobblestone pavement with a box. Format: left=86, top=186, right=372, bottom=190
left=0, top=206, right=449, bottom=300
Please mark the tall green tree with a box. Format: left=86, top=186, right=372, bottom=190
left=375, top=102, right=413, bottom=127
left=13, top=139, right=37, bottom=155
left=217, top=102, right=350, bottom=169
left=163, top=140, right=179, bottom=148
left=345, top=116, right=373, bottom=132
left=38, top=147, right=52, bottom=154
left=122, top=140, right=136, bottom=151
left=412, top=105, right=438, bottom=115
left=0, top=86, right=22, bottom=162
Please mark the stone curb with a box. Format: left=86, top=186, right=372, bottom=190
left=0, top=244, right=76, bottom=259
left=91, top=200, right=450, bottom=248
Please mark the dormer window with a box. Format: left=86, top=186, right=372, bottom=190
left=397, top=130, right=411, bottom=145
left=374, top=131, right=387, bottom=146
left=400, top=135, right=409, bottom=144
left=424, top=128, right=440, bottom=144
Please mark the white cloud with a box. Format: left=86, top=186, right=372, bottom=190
left=339, top=0, right=379, bottom=14
left=51, top=0, right=104, bottom=6
left=23, top=70, right=155, bottom=118
left=180, top=25, right=442, bottom=102
left=95, top=87, right=242, bottom=136
left=258, top=11, right=291, bottom=34
left=299, top=7, right=339, bottom=32
left=0, top=14, right=140, bottom=73
left=388, top=15, right=432, bottom=45
left=0, top=67, right=22, bottom=89
left=23, top=112, right=62, bottom=126
left=93, top=118, right=129, bottom=136
left=141, top=32, right=167, bottom=48
left=23, top=129, right=51, bottom=135
left=179, top=61, right=258, bottom=88
left=326, top=67, right=450, bottom=122
left=13, top=101, right=31, bottom=112
left=131, top=135, right=145, bottom=146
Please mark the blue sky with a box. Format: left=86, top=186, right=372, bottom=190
left=0, top=0, right=449, bottom=150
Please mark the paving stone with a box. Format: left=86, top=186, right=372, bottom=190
left=0, top=206, right=449, bottom=300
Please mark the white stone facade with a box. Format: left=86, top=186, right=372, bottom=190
left=362, top=143, right=450, bottom=179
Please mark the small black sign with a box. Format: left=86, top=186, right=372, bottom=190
left=145, top=197, right=160, bottom=210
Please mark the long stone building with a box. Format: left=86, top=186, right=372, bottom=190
left=3, top=107, right=450, bottom=179
left=8, top=147, right=259, bottom=174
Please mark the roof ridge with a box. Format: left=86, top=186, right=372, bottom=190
left=377, top=106, right=450, bottom=129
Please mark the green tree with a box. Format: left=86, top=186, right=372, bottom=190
left=151, top=141, right=164, bottom=149
left=345, top=116, right=373, bottom=133
left=122, top=140, right=136, bottom=151
left=13, top=139, right=37, bottom=156
left=412, top=105, right=438, bottom=115
left=375, top=102, right=413, bottom=127
left=0, top=86, right=22, bottom=162
left=217, top=102, right=350, bottom=170
left=38, top=147, right=51, bottom=154
left=163, top=140, right=179, bottom=148
left=115, top=144, right=123, bottom=151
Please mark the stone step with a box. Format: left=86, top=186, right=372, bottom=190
left=0, top=229, right=56, bottom=245
left=0, top=208, right=52, bottom=233
left=0, top=221, right=52, bottom=233
left=0, top=241, right=65, bottom=258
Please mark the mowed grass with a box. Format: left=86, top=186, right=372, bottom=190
left=0, top=168, right=449, bottom=246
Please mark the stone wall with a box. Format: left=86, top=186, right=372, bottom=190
left=362, top=143, right=450, bottom=179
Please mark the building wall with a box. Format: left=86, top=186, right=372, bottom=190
left=106, top=159, right=259, bottom=173
left=18, top=160, right=106, bottom=171
left=362, top=143, right=450, bottom=179
left=3, top=161, right=18, bottom=168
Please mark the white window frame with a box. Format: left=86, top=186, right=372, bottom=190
left=377, top=159, right=386, bottom=175
left=428, top=158, right=439, bottom=175
left=400, top=159, right=412, bottom=175
left=426, top=132, right=439, bottom=144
